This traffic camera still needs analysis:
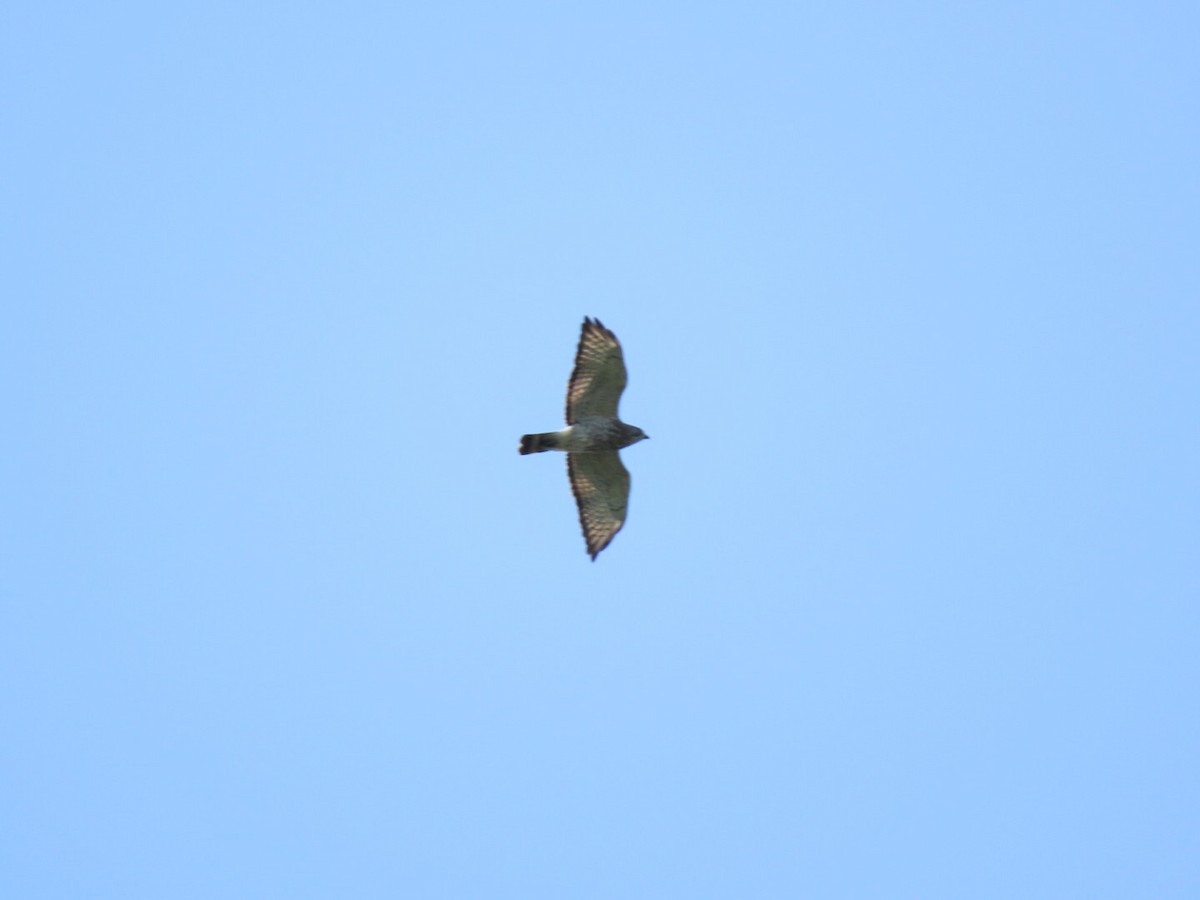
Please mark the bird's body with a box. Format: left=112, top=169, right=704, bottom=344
left=519, top=317, right=648, bottom=560
left=519, top=417, right=647, bottom=455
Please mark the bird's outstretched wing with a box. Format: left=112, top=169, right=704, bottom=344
left=568, top=451, right=630, bottom=560
left=566, top=317, right=627, bottom=424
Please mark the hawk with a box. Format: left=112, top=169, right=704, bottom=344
left=519, top=317, right=649, bottom=560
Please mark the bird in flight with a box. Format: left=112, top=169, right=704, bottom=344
left=519, top=317, right=649, bottom=560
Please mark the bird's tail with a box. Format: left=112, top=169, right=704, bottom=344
left=519, top=432, right=562, bottom=455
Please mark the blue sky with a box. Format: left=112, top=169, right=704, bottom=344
left=3, top=2, right=1198, bottom=897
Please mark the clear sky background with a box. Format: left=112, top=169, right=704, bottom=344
left=3, top=3, right=1198, bottom=898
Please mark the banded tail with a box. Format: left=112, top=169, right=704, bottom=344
left=519, top=432, right=563, bottom=455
